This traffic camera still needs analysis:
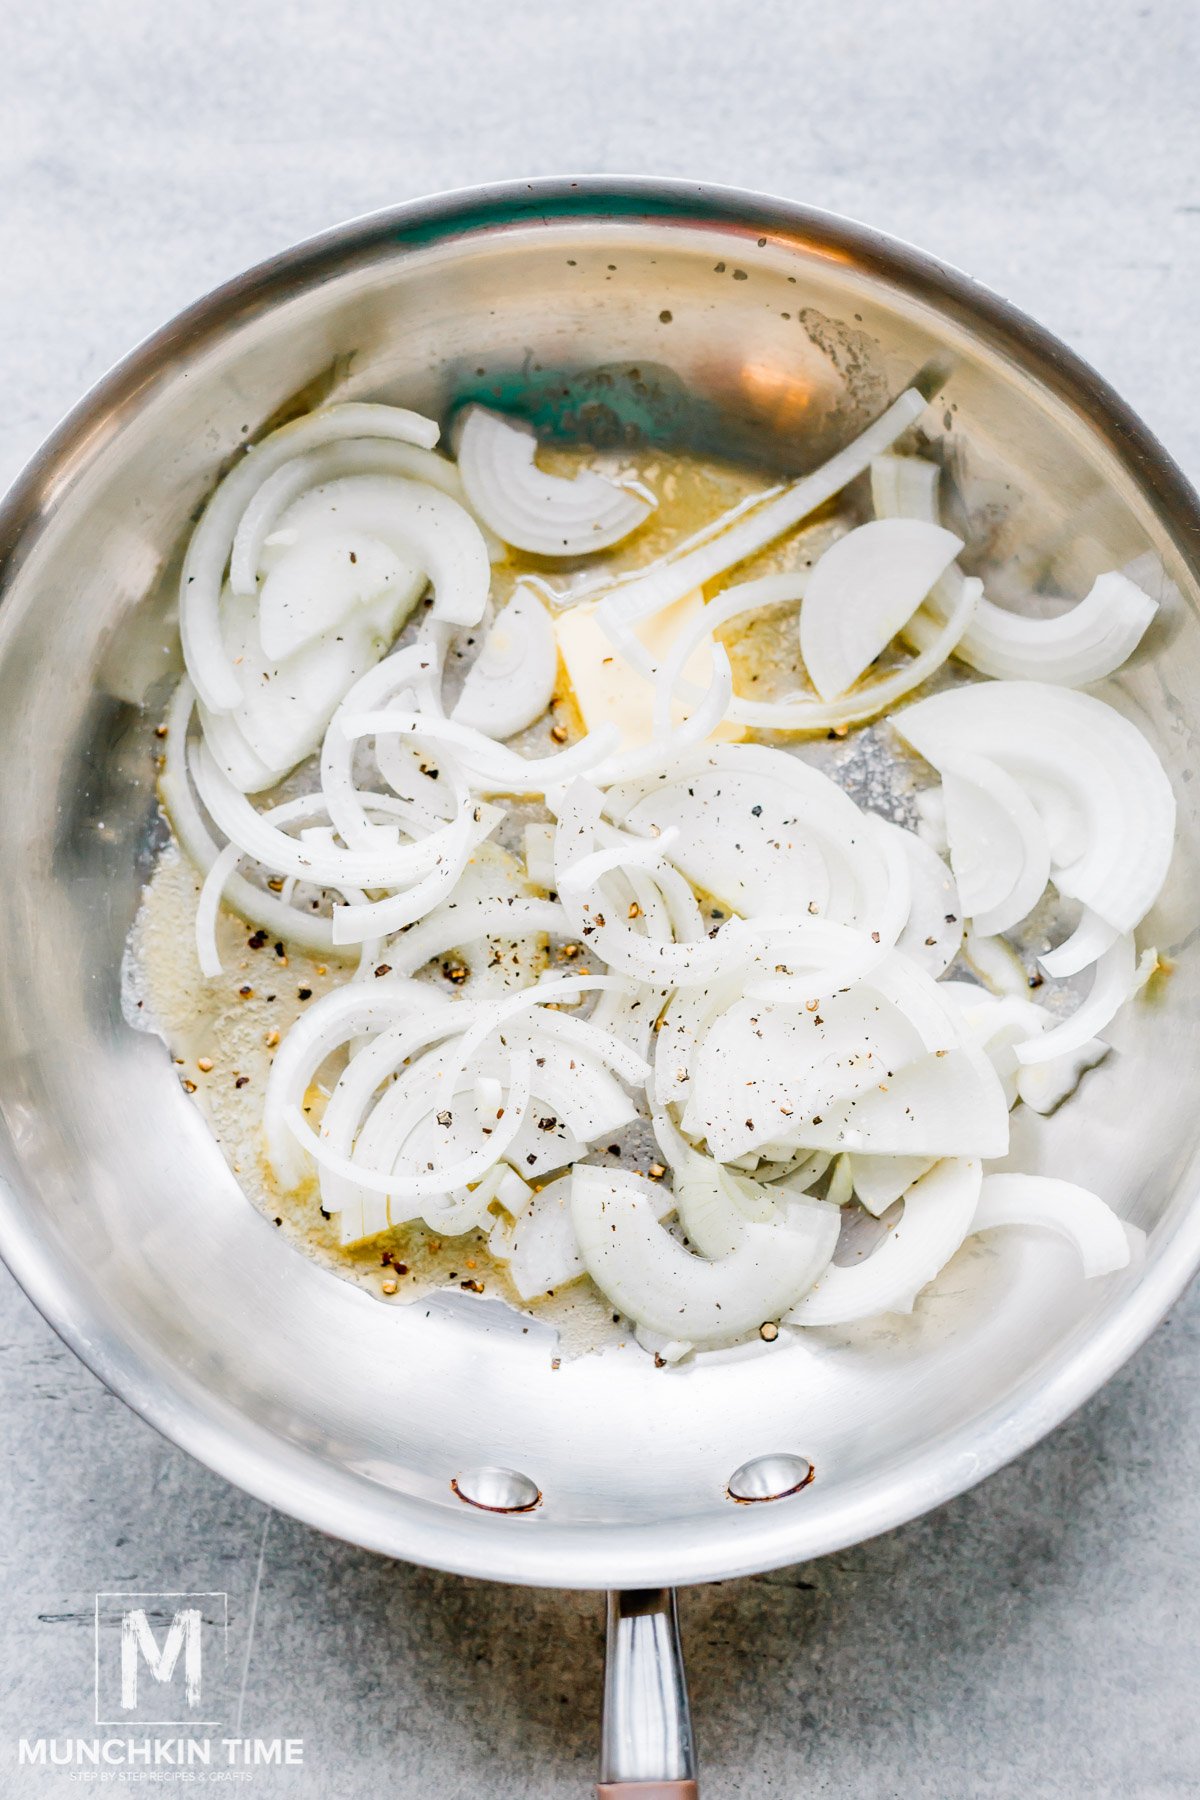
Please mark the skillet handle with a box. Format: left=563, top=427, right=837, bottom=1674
left=597, top=1589, right=699, bottom=1799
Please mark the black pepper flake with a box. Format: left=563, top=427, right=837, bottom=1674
left=297, top=987, right=313, bottom=1001
left=248, top=929, right=268, bottom=949
left=374, top=963, right=393, bottom=978
left=607, top=1144, right=622, bottom=1156
left=538, top=1115, right=558, bottom=1132
left=460, top=1278, right=484, bottom=1293
left=235, top=1074, right=249, bottom=1089
left=274, top=1216, right=283, bottom=1226
left=238, top=985, right=252, bottom=998
left=750, top=804, right=763, bottom=817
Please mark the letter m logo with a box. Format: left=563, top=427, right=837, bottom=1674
left=95, top=1592, right=229, bottom=1725
left=121, top=1607, right=203, bottom=1710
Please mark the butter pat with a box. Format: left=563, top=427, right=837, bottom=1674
left=554, top=592, right=744, bottom=752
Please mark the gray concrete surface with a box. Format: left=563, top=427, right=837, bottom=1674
left=2, top=1, right=1199, bottom=1793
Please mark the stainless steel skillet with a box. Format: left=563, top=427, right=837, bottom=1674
left=1, top=178, right=1199, bottom=1796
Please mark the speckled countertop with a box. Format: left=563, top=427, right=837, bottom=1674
left=2, top=2, right=1199, bottom=1794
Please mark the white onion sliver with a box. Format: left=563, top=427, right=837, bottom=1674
left=570, top=1166, right=838, bottom=1343
left=230, top=437, right=478, bottom=599
left=971, top=1173, right=1138, bottom=1277
left=799, top=519, right=962, bottom=701
left=1040, top=907, right=1120, bottom=979
left=940, top=752, right=1051, bottom=936
left=892, top=680, right=1175, bottom=935
left=456, top=407, right=654, bottom=557
left=1014, top=934, right=1155, bottom=1067
left=180, top=403, right=440, bottom=712
left=871, top=454, right=1158, bottom=686
left=726, top=576, right=982, bottom=732
left=451, top=587, right=558, bottom=740
left=787, top=1157, right=981, bottom=1325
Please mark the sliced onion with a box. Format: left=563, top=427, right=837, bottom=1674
left=518, top=481, right=786, bottom=611
left=193, top=791, right=360, bottom=978
left=455, top=406, right=655, bottom=557
left=886, top=823, right=962, bottom=978
left=344, top=702, right=620, bottom=798
left=494, top=1170, right=675, bottom=1302
left=598, top=387, right=928, bottom=631
left=328, top=803, right=505, bottom=945
left=940, top=752, right=1051, bottom=936
left=607, top=743, right=889, bottom=929
left=263, top=473, right=491, bottom=632
left=160, top=679, right=343, bottom=957
left=799, top=519, right=962, bottom=700
left=194, top=842, right=241, bottom=979
left=191, top=740, right=479, bottom=890
left=849, top=1152, right=935, bottom=1217
left=318, top=644, right=443, bottom=850
left=263, top=977, right=453, bottom=1188
left=725, top=576, right=981, bottom=732
left=570, top=1165, right=837, bottom=1343
left=937, top=571, right=1158, bottom=686
left=290, top=1049, right=534, bottom=1203
left=256, top=531, right=414, bottom=662
left=787, top=1157, right=981, bottom=1325
left=180, top=402, right=440, bottom=712
left=229, top=437, right=489, bottom=600
left=871, top=454, right=1158, bottom=685
left=1040, top=907, right=1120, bottom=979
left=1013, top=933, right=1155, bottom=1067
left=810, top=1048, right=1009, bottom=1160
left=385, top=894, right=567, bottom=978
left=892, top=681, right=1176, bottom=935
left=199, top=570, right=425, bottom=792
left=683, top=954, right=1009, bottom=1163
left=971, top=1173, right=1140, bottom=1276
left=522, top=823, right=557, bottom=890
left=644, top=572, right=806, bottom=724
left=451, top=587, right=558, bottom=740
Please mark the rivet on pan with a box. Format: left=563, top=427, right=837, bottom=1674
left=451, top=1466, right=542, bottom=1514
left=727, top=1453, right=814, bottom=1503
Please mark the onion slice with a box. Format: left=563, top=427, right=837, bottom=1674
left=892, top=681, right=1176, bottom=935
left=451, top=587, right=558, bottom=740
left=456, top=407, right=654, bottom=557
left=971, top=1173, right=1140, bottom=1276
left=787, top=1157, right=982, bottom=1325
left=1013, top=933, right=1155, bottom=1067
left=570, top=1166, right=838, bottom=1344
left=940, top=752, right=1051, bottom=936
left=799, top=519, right=962, bottom=701
left=871, top=454, right=1158, bottom=685
left=180, top=402, right=440, bottom=712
